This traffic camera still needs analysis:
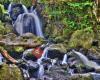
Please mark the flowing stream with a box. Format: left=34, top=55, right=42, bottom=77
left=72, top=50, right=100, bottom=69
left=7, top=3, right=100, bottom=80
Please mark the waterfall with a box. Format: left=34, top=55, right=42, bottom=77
left=62, top=54, right=67, bottom=65
left=38, top=65, right=44, bottom=79
left=22, top=5, right=28, bottom=13
left=0, top=53, right=3, bottom=65
left=91, top=73, right=100, bottom=80
left=14, top=12, right=44, bottom=38
left=8, top=3, right=12, bottom=13
left=14, top=14, right=24, bottom=35
left=32, top=9, right=44, bottom=38
left=72, top=50, right=100, bottom=69
left=72, top=50, right=89, bottom=64
left=8, top=3, right=28, bottom=23
left=8, top=3, right=44, bottom=37
left=8, top=3, right=28, bottom=13
left=37, top=47, right=49, bottom=64
left=38, top=65, right=44, bottom=78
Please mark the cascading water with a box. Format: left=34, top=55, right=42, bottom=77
left=14, top=14, right=24, bottom=35
left=8, top=3, right=28, bottom=14
left=38, top=65, right=44, bottom=79
left=62, top=54, right=67, bottom=65
left=22, top=5, right=28, bottom=13
left=37, top=47, right=49, bottom=64
left=32, top=9, right=44, bottom=38
left=14, top=11, right=44, bottom=38
left=0, top=53, right=3, bottom=65
left=8, top=3, right=12, bottom=13
left=72, top=50, right=100, bottom=70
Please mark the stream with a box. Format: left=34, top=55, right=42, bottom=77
left=0, top=2, right=100, bottom=80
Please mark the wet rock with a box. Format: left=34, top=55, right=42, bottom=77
left=45, top=44, right=67, bottom=60
left=49, top=44, right=67, bottom=53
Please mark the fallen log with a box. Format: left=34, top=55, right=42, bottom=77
left=0, top=47, right=18, bottom=64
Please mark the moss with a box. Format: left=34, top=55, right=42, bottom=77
left=69, top=76, right=92, bottom=80
left=0, top=64, right=23, bottom=80
left=69, top=28, right=94, bottom=49
left=50, top=43, right=67, bottom=53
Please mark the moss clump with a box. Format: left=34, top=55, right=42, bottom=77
left=0, top=21, right=13, bottom=35
left=0, top=64, right=23, bottom=80
left=69, top=27, right=94, bottom=49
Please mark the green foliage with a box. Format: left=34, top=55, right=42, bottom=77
left=0, top=0, right=9, bottom=4
left=69, top=28, right=94, bottom=49
left=0, top=21, right=13, bottom=35
left=42, top=1, right=95, bottom=37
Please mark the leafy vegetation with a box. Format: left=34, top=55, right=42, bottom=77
left=41, top=1, right=96, bottom=39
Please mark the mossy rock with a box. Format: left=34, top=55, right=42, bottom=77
left=69, top=28, right=94, bottom=49
left=45, top=24, right=63, bottom=38
left=0, top=21, right=13, bottom=35
left=0, top=64, right=23, bottom=80
left=69, top=75, right=92, bottom=80
left=50, top=43, right=67, bottom=53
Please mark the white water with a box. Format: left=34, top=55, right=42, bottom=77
left=22, top=49, right=33, bottom=60
left=72, top=50, right=100, bottom=69
left=38, top=65, right=44, bottom=78
left=0, top=53, right=3, bottom=65
left=68, top=69, right=74, bottom=75
left=8, top=3, right=44, bottom=38
left=72, top=50, right=89, bottom=64
left=37, top=47, right=49, bottom=64
left=32, top=9, right=44, bottom=38
left=14, top=12, right=44, bottom=37
left=52, top=59, right=57, bottom=66
left=14, top=14, right=24, bottom=35
left=22, top=5, right=28, bottom=13
left=8, top=3, right=28, bottom=13
left=62, top=54, right=67, bottom=65
left=8, top=3, right=12, bottom=13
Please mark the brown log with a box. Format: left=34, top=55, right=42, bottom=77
left=0, top=49, right=18, bottom=64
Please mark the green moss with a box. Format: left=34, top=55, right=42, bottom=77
left=0, top=64, right=23, bottom=80
left=0, top=21, right=13, bottom=35
left=69, top=28, right=94, bottom=49
left=69, top=75, right=92, bottom=80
